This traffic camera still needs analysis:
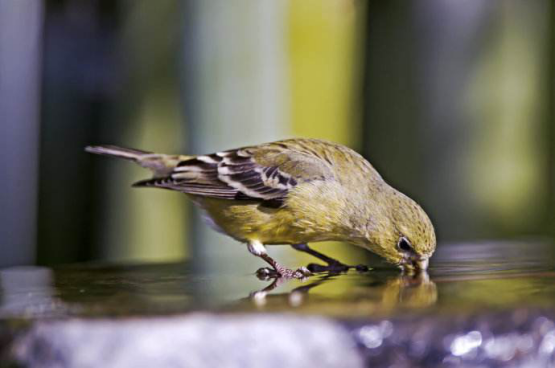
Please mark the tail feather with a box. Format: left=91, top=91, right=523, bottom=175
left=85, top=145, right=151, bottom=161
left=86, top=144, right=192, bottom=178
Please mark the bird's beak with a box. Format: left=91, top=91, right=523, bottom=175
left=415, top=257, right=429, bottom=271
left=399, top=253, right=429, bottom=272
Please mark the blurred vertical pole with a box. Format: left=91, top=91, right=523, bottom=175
left=462, top=0, right=550, bottom=237
left=38, top=2, right=117, bottom=265
left=99, top=0, right=187, bottom=263
left=413, top=1, right=491, bottom=239
left=181, top=1, right=289, bottom=279
left=546, top=0, right=555, bottom=237
left=288, top=0, right=365, bottom=148
left=363, top=0, right=551, bottom=241
left=288, top=0, right=370, bottom=265
left=363, top=1, right=489, bottom=241
left=0, top=0, right=43, bottom=267
left=363, top=2, right=422, bottom=195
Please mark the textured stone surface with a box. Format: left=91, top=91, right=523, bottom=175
left=5, top=309, right=555, bottom=368
left=7, top=315, right=363, bottom=368
left=350, top=310, right=555, bottom=368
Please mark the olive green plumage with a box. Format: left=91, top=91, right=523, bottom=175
left=86, top=138, right=436, bottom=275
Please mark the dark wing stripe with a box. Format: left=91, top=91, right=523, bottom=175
left=280, top=175, right=296, bottom=186
left=236, top=178, right=264, bottom=186
left=134, top=143, right=335, bottom=205
left=264, top=166, right=278, bottom=177
left=256, top=187, right=284, bottom=195
left=222, top=153, right=251, bottom=163
left=175, top=159, right=216, bottom=172
left=134, top=177, right=238, bottom=199
left=229, top=172, right=260, bottom=182
left=216, top=150, right=298, bottom=201
left=223, top=165, right=256, bottom=174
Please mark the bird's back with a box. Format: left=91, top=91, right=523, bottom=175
left=86, top=138, right=385, bottom=245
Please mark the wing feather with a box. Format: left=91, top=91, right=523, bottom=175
left=133, top=141, right=335, bottom=204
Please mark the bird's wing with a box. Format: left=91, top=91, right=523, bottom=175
left=133, top=142, right=335, bottom=204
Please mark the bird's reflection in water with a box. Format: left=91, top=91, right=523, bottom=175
left=248, top=270, right=437, bottom=314
left=379, top=271, right=437, bottom=310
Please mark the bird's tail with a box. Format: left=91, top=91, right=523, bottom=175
left=85, top=145, right=151, bottom=161
left=85, top=145, right=190, bottom=178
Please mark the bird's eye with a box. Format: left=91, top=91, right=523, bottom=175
left=398, top=237, right=413, bottom=252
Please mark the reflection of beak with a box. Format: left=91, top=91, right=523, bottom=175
left=382, top=270, right=437, bottom=309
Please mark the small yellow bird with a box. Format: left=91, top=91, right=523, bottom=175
left=86, top=138, right=435, bottom=278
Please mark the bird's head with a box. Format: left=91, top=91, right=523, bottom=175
left=359, top=188, right=436, bottom=271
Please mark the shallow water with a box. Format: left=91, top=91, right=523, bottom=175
left=1, top=241, right=554, bottom=319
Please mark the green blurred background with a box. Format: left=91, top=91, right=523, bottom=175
left=1, top=0, right=554, bottom=270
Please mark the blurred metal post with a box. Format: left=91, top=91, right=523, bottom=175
left=364, top=0, right=550, bottom=240
left=288, top=0, right=370, bottom=266
left=0, top=1, right=43, bottom=267
left=546, top=0, right=555, bottom=236
left=181, top=0, right=289, bottom=277
left=363, top=2, right=489, bottom=241
left=99, top=0, right=188, bottom=263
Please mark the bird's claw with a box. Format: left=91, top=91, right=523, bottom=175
left=256, top=267, right=277, bottom=280
left=307, top=262, right=347, bottom=273
left=289, top=266, right=312, bottom=279
left=307, top=262, right=369, bottom=274
left=256, top=266, right=312, bottom=280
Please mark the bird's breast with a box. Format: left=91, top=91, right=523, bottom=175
left=190, top=196, right=325, bottom=245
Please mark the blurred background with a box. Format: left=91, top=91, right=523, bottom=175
left=1, top=0, right=554, bottom=270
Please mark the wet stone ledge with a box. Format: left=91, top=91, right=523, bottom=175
left=4, top=315, right=362, bottom=368
left=1, top=241, right=555, bottom=367
left=3, top=309, right=555, bottom=367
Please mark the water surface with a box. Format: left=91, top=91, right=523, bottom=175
left=1, top=241, right=554, bottom=319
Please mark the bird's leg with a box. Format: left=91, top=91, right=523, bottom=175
left=247, top=241, right=311, bottom=279
left=290, top=243, right=369, bottom=273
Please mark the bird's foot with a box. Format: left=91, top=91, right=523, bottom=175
left=256, top=266, right=312, bottom=280
left=307, top=261, right=369, bottom=274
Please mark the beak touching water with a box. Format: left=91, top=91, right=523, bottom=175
left=399, top=252, right=429, bottom=272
